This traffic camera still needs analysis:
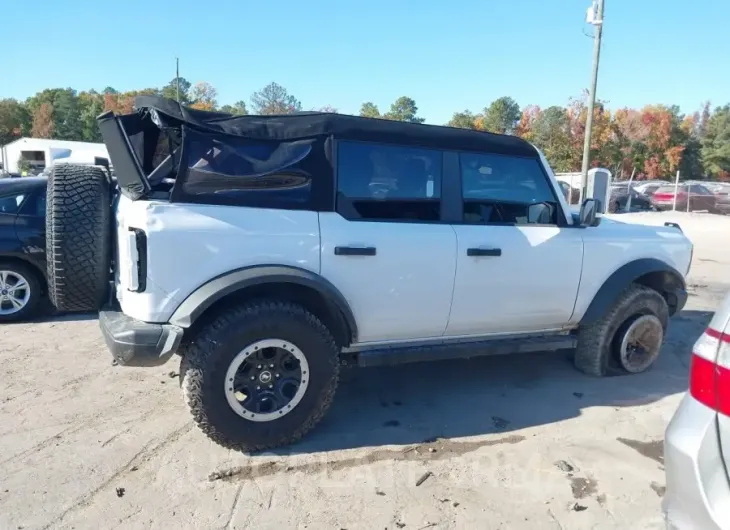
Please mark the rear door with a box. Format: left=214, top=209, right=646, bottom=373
left=319, top=140, right=457, bottom=344
left=445, top=152, right=583, bottom=336
left=689, top=184, right=715, bottom=211
left=14, top=188, right=46, bottom=268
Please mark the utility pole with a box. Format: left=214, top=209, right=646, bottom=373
left=579, top=0, right=605, bottom=206
left=176, top=58, right=180, bottom=103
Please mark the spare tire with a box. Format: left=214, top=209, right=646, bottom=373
left=46, top=164, right=112, bottom=312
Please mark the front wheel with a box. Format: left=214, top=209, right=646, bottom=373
left=180, top=300, right=340, bottom=451
left=0, top=262, right=42, bottom=322
left=574, top=284, right=669, bottom=377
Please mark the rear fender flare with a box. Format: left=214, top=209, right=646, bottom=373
left=168, top=265, right=357, bottom=343
left=580, top=258, right=686, bottom=325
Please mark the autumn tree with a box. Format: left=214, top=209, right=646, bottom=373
left=219, top=101, right=248, bottom=115
left=31, top=102, right=55, bottom=138
left=0, top=99, right=30, bottom=145
left=447, top=110, right=478, bottom=129
left=250, top=82, right=302, bottom=115
left=189, top=82, right=218, bottom=110
left=477, top=97, right=520, bottom=134
left=515, top=105, right=541, bottom=140
left=359, top=102, right=380, bottom=118
left=701, top=105, right=730, bottom=178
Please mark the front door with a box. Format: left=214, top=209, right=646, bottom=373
left=319, top=140, right=457, bottom=344
left=445, top=151, right=583, bottom=336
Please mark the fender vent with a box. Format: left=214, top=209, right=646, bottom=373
left=127, top=228, right=147, bottom=292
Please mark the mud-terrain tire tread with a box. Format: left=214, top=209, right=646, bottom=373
left=575, top=284, right=669, bottom=377
left=180, top=300, right=340, bottom=452
left=0, top=261, right=43, bottom=322
left=46, top=164, right=111, bottom=312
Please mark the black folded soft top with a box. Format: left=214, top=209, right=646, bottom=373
left=134, top=96, right=538, bottom=158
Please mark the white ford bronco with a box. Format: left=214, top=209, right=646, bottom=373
left=45, top=97, right=692, bottom=451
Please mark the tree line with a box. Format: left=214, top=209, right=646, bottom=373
left=1, top=78, right=728, bottom=181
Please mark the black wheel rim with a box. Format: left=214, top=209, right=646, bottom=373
left=224, top=339, right=309, bottom=421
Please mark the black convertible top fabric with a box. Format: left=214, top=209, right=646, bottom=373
left=135, top=96, right=538, bottom=158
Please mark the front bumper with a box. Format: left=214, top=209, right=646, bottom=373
left=99, top=308, right=183, bottom=367
left=663, top=395, right=730, bottom=530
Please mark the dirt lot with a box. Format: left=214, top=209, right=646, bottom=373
left=1, top=212, right=729, bottom=530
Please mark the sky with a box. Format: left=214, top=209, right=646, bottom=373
left=3, top=0, right=729, bottom=124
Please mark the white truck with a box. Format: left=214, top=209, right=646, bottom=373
left=44, top=96, right=693, bottom=451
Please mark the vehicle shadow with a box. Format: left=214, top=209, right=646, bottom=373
left=282, top=309, right=713, bottom=456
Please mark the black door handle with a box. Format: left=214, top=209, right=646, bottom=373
left=335, top=246, right=377, bottom=256
left=467, top=247, right=502, bottom=257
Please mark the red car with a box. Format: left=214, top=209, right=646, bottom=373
left=651, top=184, right=718, bottom=212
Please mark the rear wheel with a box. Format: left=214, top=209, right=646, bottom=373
left=574, top=284, right=669, bottom=377
left=46, top=164, right=111, bottom=312
left=181, top=300, right=340, bottom=451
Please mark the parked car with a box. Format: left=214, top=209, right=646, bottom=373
left=0, top=177, right=47, bottom=322
left=607, top=186, right=654, bottom=213
left=714, top=185, right=730, bottom=215
left=633, top=180, right=671, bottom=195
left=651, top=184, right=718, bottom=212
left=664, top=290, right=730, bottom=530
left=635, top=183, right=664, bottom=197
left=44, top=97, right=693, bottom=451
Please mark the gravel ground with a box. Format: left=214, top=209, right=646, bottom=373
left=1, top=212, right=728, bottom=530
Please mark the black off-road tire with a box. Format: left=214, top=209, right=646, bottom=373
left=574, top=284, right=669, bottom=377
left=46, top=164, right=111, bottom=312
left=180, top=300, right=340, bottom=452
left=0, top=261, right=43, bottom=322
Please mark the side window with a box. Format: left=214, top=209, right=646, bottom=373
left=0, top=193, right=25, bottom=214
left=459, top=153, right=558, bottom=225
left=19, top=191, right=46, bottom=217
left=181, top=129, right=314, bottom=207
left=337, top=141, right=442, bottom=223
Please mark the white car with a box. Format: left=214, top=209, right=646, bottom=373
left=664, top=290, right=730, bottom=530
left=43, top=96, right=693, bottom=451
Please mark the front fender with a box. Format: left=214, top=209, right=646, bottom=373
left=579, top=258, right=687, bottom=325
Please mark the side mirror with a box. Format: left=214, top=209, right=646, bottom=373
left=579, top=198, right=599, bottom=227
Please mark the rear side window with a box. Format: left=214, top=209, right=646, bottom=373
left=23, top=191, right=46, bottom=217
left=179, top=129, right=319, bottom=209
left=337, top=141, right=442, bottom=223
left=459, top=153, right=558, bottom=225
left=0, top=193, right=25, bottom=214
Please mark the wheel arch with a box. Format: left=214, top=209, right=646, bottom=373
left=169, top=265, right=357, bottom=347
left=580, top=258, right=687, bottom=326
left=0, top=255, right=47, bottom=293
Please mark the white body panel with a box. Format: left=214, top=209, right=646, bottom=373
left=115, top=195, right=320, bottom=322
left=446, top=225, right=583, bottom=335
left=570, top=217, right=693, bottom=323
left=318, top=212, right=457, bottom=343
